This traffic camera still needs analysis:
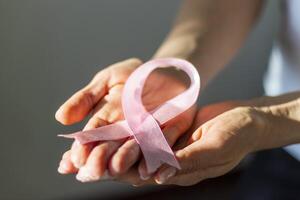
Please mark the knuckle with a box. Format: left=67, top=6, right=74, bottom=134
left=87, top=116, right=108, bottom=129
left=62, top=151, right=70, bottom=159
left=94, top=143, right=109, bottom=156
left=113, top=142, right=139, bottom=174
left=191, top=128, right=202, bottom=142
left=97, top=108, right=111, bottom=123
left=71, top=141, right=81, bottom=151
left=112, top=157, right=125, bottom=174
left=131, top=180, right=142, bottom=186
left=119, top=145, right=137, bottom=162
left=80, top=89, right=95, bottom=106
left=107, top=110, right=123, bottom=123
left=176, top=148, right=191, bottom=159
left=127, top=57, right=143, bottom=65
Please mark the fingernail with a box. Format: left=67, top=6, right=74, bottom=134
left=57, top=162, right=68, bottom=174
left=140, top=174, right=150, bottom=181
left=55, top=109, right=63, bottom=120
left=76, top=168, right=113, bottom=182
left=156, top=167, right=176, bottom=184
left=100, top=170, right=114, bottom=181
left=138, top=166, right=150, bottom=180
left=76, top=166, right=98, bottom=182
left=132, top=184, right=141, bottom=187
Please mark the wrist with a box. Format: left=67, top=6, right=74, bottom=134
left=236, top=106, right=270, bottom=153
left=250, top=107, right=275, bottom=152
left=238, top=102, right=296, bottom=152
left=247, top=95, right=300, bottom=149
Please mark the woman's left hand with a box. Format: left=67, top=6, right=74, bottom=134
left=117, top=101, right=268, bottom=186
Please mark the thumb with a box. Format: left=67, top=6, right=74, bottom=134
left=154, top=134, right=216, bottom=185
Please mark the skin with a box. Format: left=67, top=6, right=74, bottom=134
left=117, top=94, right=300, bottom=186
left=56, top=0, right=299, bottom=186
left=56, top=58, right=197, bottom=181
left=162, top=93, right=300, bottom=185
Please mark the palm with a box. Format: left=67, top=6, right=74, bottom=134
left=143, top=69, right=189, bottom=110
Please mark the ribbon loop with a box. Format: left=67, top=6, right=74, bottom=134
left=59, top=58, right=200, bottom=173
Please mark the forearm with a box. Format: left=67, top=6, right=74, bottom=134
left=248, top=92, right=300, bottom=151
left=153, top=0, right=264, bottom=87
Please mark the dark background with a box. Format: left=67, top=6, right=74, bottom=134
left=0, top=0, right=279, bottom=199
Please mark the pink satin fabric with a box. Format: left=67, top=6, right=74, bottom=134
left=58, top=58, right=200, bottom=173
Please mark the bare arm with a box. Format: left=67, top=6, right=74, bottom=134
left=248, top=92, right=300, bottom=150
left=154, top=0, right=264, bottom=87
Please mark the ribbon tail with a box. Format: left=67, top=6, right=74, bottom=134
left=141, top=146, right=181, bottom=174
left=133, top=116, right=181, bottom=174
left=58, top=120, right=132, bottom=144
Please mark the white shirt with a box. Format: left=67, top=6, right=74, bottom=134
left=264, top=0, right=300, bottom=160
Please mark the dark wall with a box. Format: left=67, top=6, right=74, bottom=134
left=0, top=1, right=279, bottom=199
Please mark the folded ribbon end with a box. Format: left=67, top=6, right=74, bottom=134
left=57, top=134, right=75, bottom=138
left=57, top=133, right=87, bottom=144
left=142, top=147, right=181, bottom=174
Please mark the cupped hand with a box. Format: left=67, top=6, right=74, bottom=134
left=56, top=58, right=197, bottom=182
left=115, top=101, right=267, bottom=186
left=154, top=102, right=267, bottom=186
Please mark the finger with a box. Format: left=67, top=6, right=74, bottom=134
left=155, top=166, right=206, bottom=186
left=58, top=58, right=142, bottom=177
left=55, top=81, right=108, bottom=125
left=70, top=84, right=124, bottom=169
left=154, top=137, right=215, bottom=184
left=110, top=100, right=195, bottom=179
left=76, top=141, right=122, bottom=182
left=58, top=150, right=78, bottom=174
left=109, top=138, right=141, bottom=176
left=164, top=105, right=197, bottom=148
left=87, top=83, right=136, bottom=176
left=137, top=126, right=182, bottom=180
left=187, top=124, right=203, bottom=145
left=109, top=120, right=187, bottom=178
left=90, top=84, right=124, bottom=123
left=155, top=157, right=237, bottom=186
left=135, top=106, right=197, bottom=179
left=118, top=167, right=156, bottom=186
left=106, top=58, right=142, bottom=87
left=70, top=118, right=107, bottom=169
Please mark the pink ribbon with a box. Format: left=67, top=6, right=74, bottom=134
left=59, top=58, right=200, bottom=173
